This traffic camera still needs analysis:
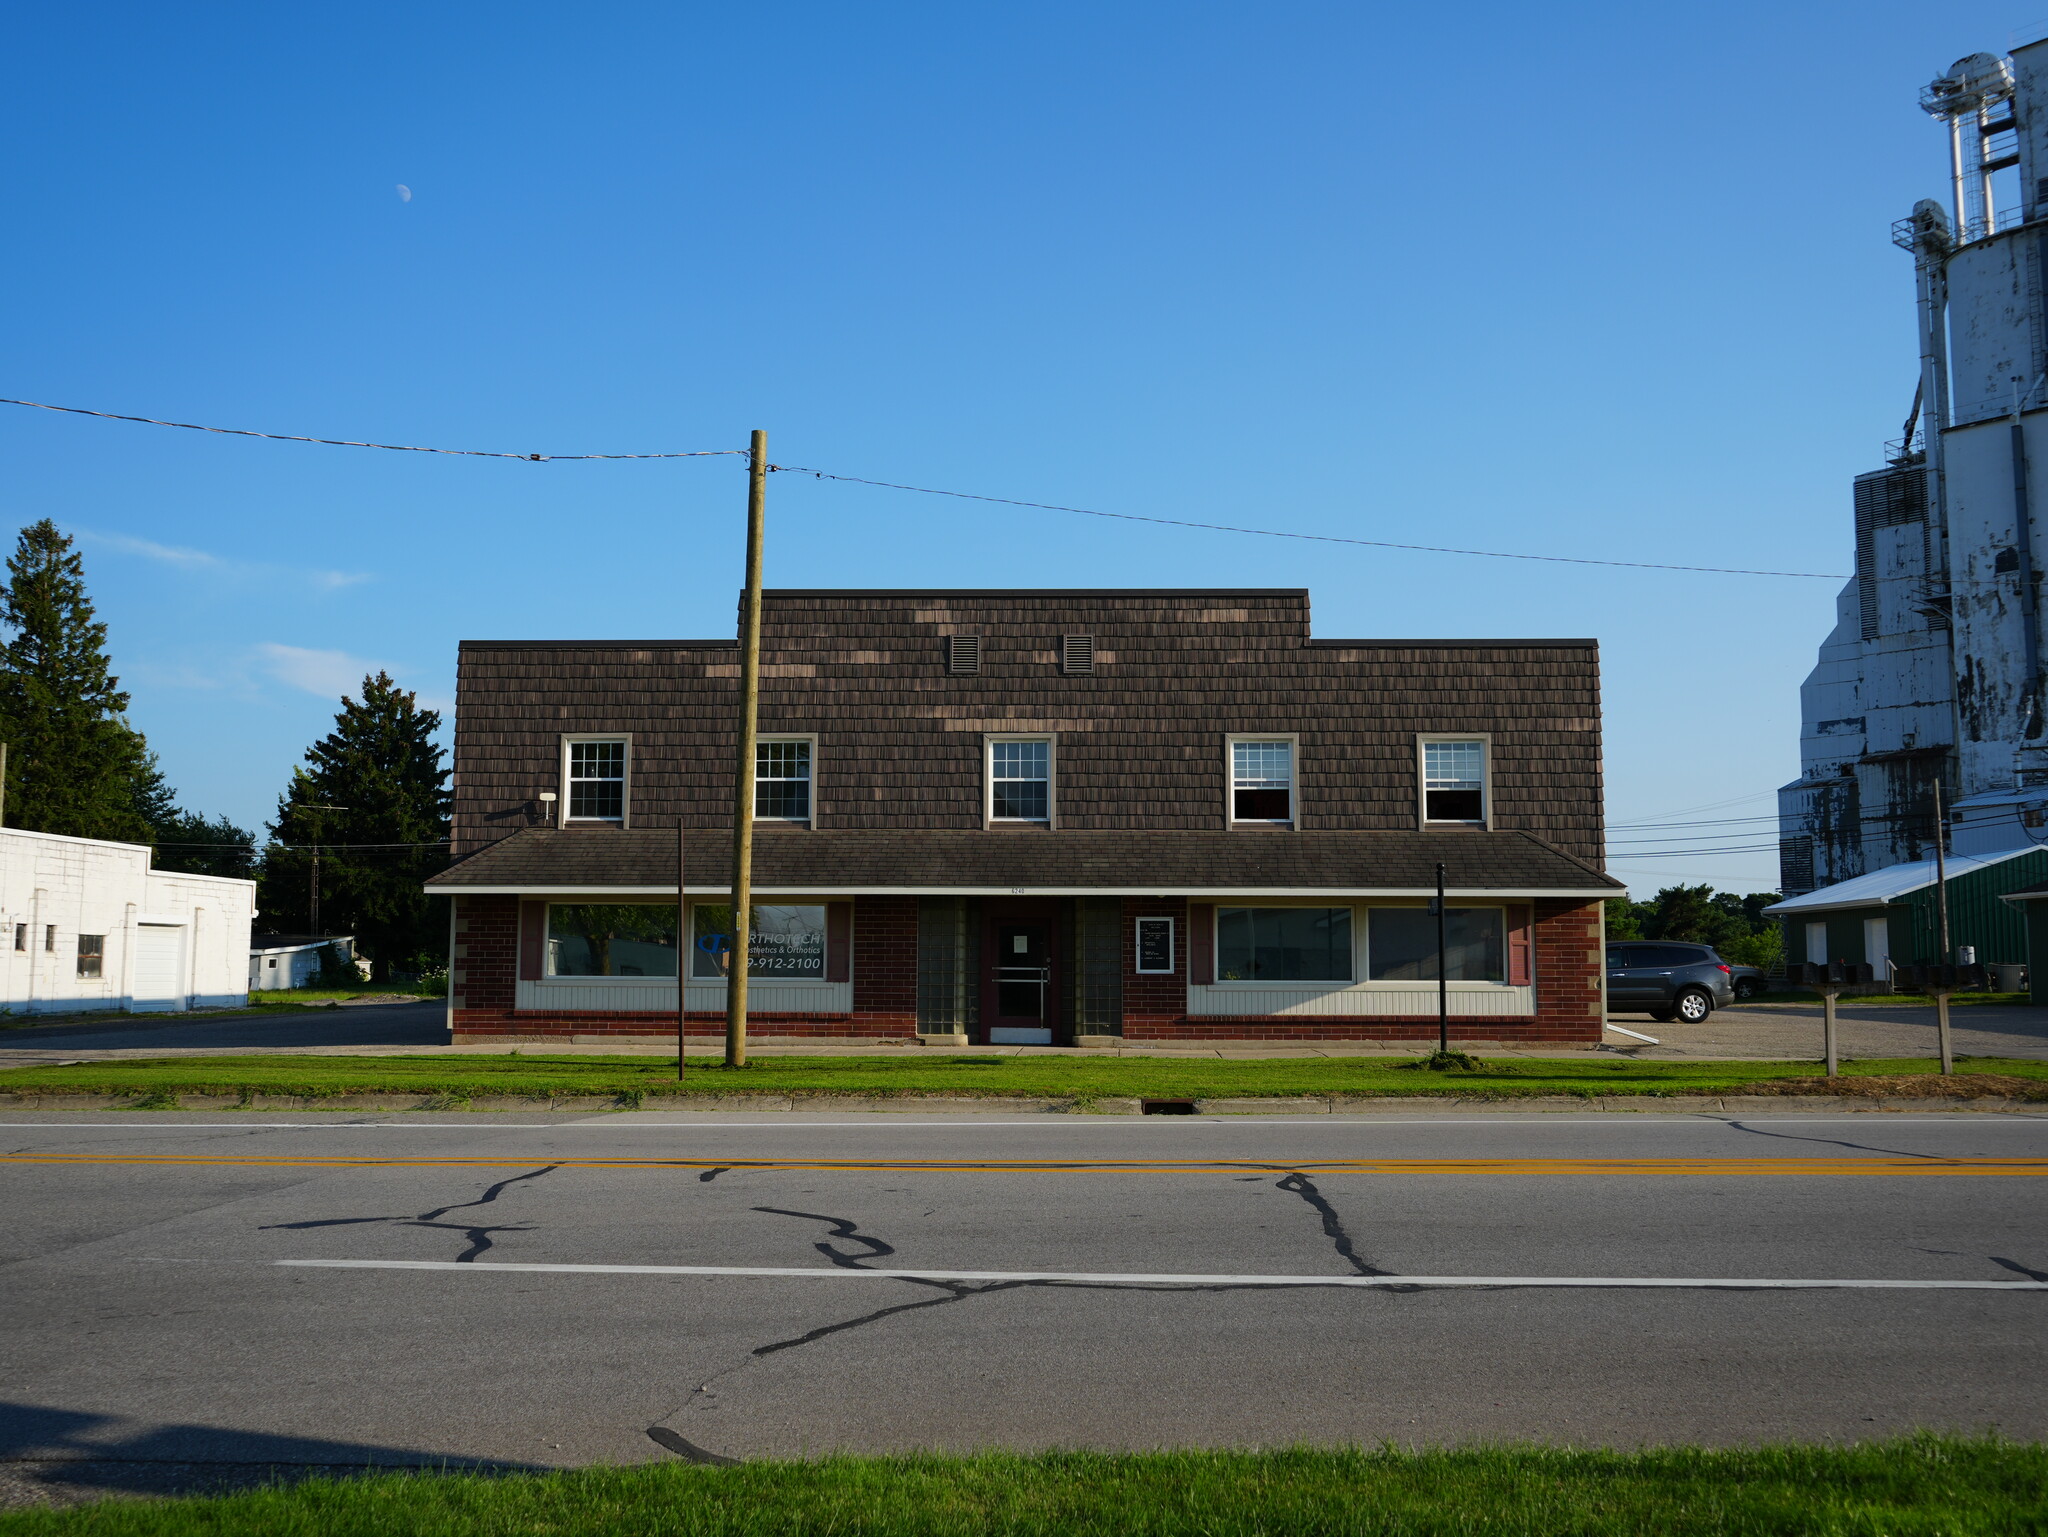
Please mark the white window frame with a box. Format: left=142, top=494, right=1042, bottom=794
left=983, top=733, right=1056, bottom=828
left=1416, top=733, right=1492, bottom=829
left=561, top=734, right=632, bottom=826
left=1134, top=916, right=1175, bottom=975
left=1225, top=733, right=1300, bottom=828
left=754, top=734, right=818, bottom=826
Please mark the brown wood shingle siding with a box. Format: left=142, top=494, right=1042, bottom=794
left=451, top=591, right=1603, bottom=864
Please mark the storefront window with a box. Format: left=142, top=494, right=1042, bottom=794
left=691, top=904, right=828, bottom=980
left=546, top=904, right=678, bottom=977
left=1215, top=907, right=1352, bottom=981
left=1367, top=907, right=1505, bottom=981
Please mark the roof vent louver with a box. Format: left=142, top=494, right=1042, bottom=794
left=946, top=635, right=981, bottom=675
left=1060, top=634, right=1095, bottom=675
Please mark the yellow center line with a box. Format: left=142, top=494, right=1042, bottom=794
left=2, top=1154, right=2046, bottom=1176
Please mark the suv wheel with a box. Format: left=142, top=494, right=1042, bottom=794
left=1672, top=987, right=1713, bottom=1024
left=1733, top=977, right=1763, bottom=1000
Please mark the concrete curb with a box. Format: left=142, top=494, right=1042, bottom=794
left=0, top=1091, right=2041, bottom=1115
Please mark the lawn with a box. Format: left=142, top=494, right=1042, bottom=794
left=0, top=1441, right=2040, bottom=1536
left=3, top=1051, right=2044, bottom=1104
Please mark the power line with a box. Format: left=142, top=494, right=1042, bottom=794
left=0, top=397, right=745, bottom=462
left=769, top=464, right=1850, bottom=580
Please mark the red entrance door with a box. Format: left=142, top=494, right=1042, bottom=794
left=981, top=902, right=1061, bottom=1045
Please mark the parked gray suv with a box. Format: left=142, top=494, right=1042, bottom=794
left=1605, top=942, right=1736, bottom=1024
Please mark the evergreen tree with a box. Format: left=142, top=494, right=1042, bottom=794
left=260, top=674, right=450, bottom=977
left=0, top=521, right=153, bottom=840
left=151, top=808, right=259, bottom=881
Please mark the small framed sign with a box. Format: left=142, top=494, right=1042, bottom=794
left=1134, top=916, right=1175, bottom=975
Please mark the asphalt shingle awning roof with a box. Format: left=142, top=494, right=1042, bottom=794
left=426, top=828, right=1619, bottom=897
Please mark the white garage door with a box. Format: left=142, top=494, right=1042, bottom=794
left=132, top=924, right=187, bottom=1012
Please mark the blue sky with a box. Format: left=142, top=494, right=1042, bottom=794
left=0, top=2, right=2020, bottom=893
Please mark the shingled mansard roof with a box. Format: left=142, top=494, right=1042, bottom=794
left=426, top=828, right=1620, bottom=898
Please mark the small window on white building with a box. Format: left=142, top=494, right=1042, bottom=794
left=988, top=738, right=1052, bottom=823
left=1231, top=739, right=1294, bottom=823
left=566, top=739, right=627, bottom=821
left=756, top=739, right=813, bottom=822
left=1422, top=739, right=1487, bottom=824
left=13, top=924, right=24, bottom=952
left=76, top=935, right=103, bottom=980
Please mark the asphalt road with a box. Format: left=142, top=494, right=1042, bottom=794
left=2, top=1110, right=2045, bottom=1503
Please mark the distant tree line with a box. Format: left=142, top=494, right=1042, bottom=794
left=0, top=520, right=449, bottom=979
left=1607, top=884, right=1783, bottom=971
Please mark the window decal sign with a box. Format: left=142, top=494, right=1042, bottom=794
left=1135, top=916, right=1175, bottom=975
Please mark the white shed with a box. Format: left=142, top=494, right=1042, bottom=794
left=249, top=934, right=355, bottom=991
left=0, top=827, right=256, bottom=1015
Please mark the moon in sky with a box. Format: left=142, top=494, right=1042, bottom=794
left=396, top=185, right=412, bottom=202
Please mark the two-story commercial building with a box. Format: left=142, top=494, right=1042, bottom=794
left=428, top=589, right=1619, bottom=1045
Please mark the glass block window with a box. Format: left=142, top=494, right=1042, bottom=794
left=1367, top=907, right=1505, bottom=981
left=567, top=740, right=627, bottom=821
left=1423, top=739, right=1486, bottom=823
left=990, top=739, right=1051, bottom=822
left=1232, top=740, right=1293, bottom=821
left=755, top=740, right=812, bottom=821
left=1215, top=907, right=1352, bottom=982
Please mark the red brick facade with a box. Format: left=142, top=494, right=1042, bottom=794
left=449, top=894, right=1604, bottom=1045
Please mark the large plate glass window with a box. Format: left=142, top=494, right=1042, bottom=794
left=546, top=904, right=677, bottom=976
left=989, top=739, right=1051, bottom=822
left=755, top=739, right=812, bottom=821
left=567, top=740, right=627, bottom=821
left=1231, top=740, right=1294, bottom=822
left=1423, top=739, right=1486, bottom=823
left=691, top=904, right=828, bottom=979
left=1215, top=907, right=1352, bottom=981
left=1367, top=907, right=1505, bottom=981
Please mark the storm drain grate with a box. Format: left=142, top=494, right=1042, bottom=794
left=1141, top=1099, right=1198, bottom=1115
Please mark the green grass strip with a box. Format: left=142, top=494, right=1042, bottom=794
left=1, top=1440, right=2042, bottom=1536
left=2, top=1052, right=2045, bottom=1103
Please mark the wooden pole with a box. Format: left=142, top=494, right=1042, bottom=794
left=725, top=429, right=767, bottom=1069
left=1936, top=988, right=1954, bottom=1074
left=1822, top=987, right=1838, bottom=1078
left=1933, top=780, right=1951, bottom=961
left=0, top=741, right=8, bottom=827
left=676, top=812, right=687, bottom=1081
left=688, top=811, right=696, bottom=1090
left=1434, top=861, right=1449, bottom=1057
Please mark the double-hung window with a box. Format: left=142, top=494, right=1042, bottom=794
left=1230, top=738, right=1295, bottom=824
left=988, top=738, right=1052, bottom=824
left=755, top=739, right=813, bottom=822
left=566, top=739, right=627, bottom=822
left=1421, top=737, right=1488, bottom=825
left=76, top=934, right=103, bottom=980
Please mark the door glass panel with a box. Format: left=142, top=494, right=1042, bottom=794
left=995, top=925, right=1047, bottom=1018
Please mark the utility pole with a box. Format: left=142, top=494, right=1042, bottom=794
left=0, top=741, right=8, bottom=828
left=724, top=429, right=768, bottom=1069
left=303, top=805, right=349, bottom=936
left=688, top=807, right=696, bottom=1082
left=1933, top=780, right=1951, bottom=962
left=1434, top=861, right=1449, bottom=1057
left=675, top=808, right=687, bottom=1082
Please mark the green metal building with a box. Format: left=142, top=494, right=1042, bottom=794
left=1997, top=879, right=2048, bottom=1004
left=1763, top=846, right=2048, bottom=975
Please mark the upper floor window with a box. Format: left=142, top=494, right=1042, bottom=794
left=1422, top=737, right=1487, bottom=824
left=988, top=737, right=1052, bottom=823
left=756, top=739, right=813, bottom=822
left=1230, top=738, right=1294, bottom=823
left=567, top=739, right=627, bottom=821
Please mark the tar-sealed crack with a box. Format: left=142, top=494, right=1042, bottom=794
left=1989, top=1255, right=2048, bottom=1281
left=750, top=1207, right=897, bottom=1268
left=261, top=1165, right=558, bottom=1262
left=1715, top=1120, right=1944, bottom=1159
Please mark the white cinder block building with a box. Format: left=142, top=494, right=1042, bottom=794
left=0, top=827, right=256, bottom=1015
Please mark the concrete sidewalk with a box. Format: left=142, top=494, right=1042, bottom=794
left=2, top=998, right=2046, bottom=1069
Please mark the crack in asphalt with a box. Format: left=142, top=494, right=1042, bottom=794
left=749, top=1207, right=897, bottom=1269
left=1274, top=1171, right=1395, bottom=1278
left=260, top=1165, right=559, bottom=1263
left=1989, top=1255, right=2048, bottom=1282
left=697, top=1168, right=729, bottom=1183
left=1715, top=1120, right=1944, bottom=1159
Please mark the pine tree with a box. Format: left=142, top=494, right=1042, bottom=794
left=260, top=674, right=450, bottom=976
left=0, top=521, right=152, bottom=840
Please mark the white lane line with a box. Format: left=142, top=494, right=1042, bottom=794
left=277, top=1259, right=2048, bottom=1291
left=5, top=1117, right=2047, bottom=1130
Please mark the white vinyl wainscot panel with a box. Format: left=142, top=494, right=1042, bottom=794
left=516, top=979, right=854, bottom=1014
left=1186, top=983, right=1535, bottom=1017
